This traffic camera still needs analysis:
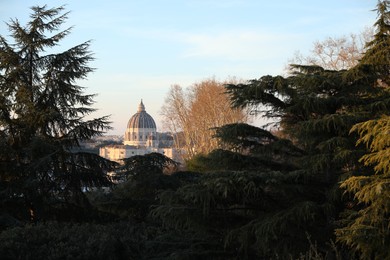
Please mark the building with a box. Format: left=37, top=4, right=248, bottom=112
left=99, top=100, right=182, bottom=162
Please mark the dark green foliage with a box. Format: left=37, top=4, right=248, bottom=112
left=0, top=222, right=142, bottom=260
left=179, top=122, right=331, bottom=257
left=220, top=2, right=389, bottom=259
left=153, top=2, right=388, bottom=257
left=90, top=172, right=180, bottom=221
left=0, top=221, right=234, bottom=260
left=187, top=144, right=301, bottom=173
left=213, top=123, right=278, bottom=151
left=120, top=152, right=179, bottom=178
left=188, top=123, right=303, bottom=173
left=186, top=149, right=263, bottom=172
left=0, top=5, right=116, bottom=222
left=151, top=170, right=336, bottom=258
left=89, top=153, right=180, bottom=220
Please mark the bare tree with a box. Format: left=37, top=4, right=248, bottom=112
left=160, top=84, right=190, bottom=149
left=288, top=27, right=373, bottom=71
left=161, top=78, right=248, bottom=160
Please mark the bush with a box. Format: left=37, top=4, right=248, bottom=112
left=0, top=222, right=143, bottom=260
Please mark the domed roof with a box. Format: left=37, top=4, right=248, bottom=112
left=127, top=100, right=156, bottom=129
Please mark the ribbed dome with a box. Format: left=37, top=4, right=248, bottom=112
left=126, top=100, right=156, bottom=129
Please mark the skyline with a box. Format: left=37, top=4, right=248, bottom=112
left=0, top=1, right=377, bottom=135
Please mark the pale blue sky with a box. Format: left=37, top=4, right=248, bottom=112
left=0, top=1, right=376, bottom=134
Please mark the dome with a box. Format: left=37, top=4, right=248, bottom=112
left=126, top=100, right=156, bottom=129
left=124, top=100, right=158, bottom=147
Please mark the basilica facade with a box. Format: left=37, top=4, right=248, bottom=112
left=99, top=100, right=181, bottom=162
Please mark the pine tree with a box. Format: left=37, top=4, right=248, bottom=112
left=0, top=5, right=115, bottom=221
left=149, top=1, right=390, bottom=255
left=219, top=3, right=389, bottom=258
left=335, top=1, right=390, bottom=258
left=89, top=153, right=180, bottom=221
left=335, top=116, right=390, bottom=259
left=219, top=66, right=354, bottom=255
left=150, top=121, right=337, bottom=258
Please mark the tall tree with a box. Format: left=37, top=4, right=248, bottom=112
left=288, top=27, right=373, bottom=71
left=150, top=1, right=390, bottom=255
left=336, top=116, right=390, bottom=259
left=335, top=1, right=390, bottom=258
left=152, top=121, right=334, bottom=258
left=90, top=153, right=180, bottom=220
left=218, top=3, right=389, bottom=258
left=161, top=78, right=248, bottom=160
left=0, top=5, right=115, bottom=221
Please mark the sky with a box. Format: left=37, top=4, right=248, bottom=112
left=0, top=0, right=377, bottom=135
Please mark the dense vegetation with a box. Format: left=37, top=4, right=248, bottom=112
left=0, top=3, right=389, bottom=260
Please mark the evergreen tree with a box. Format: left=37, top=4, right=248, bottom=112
left=187, top=123, right=303, bottom=172
left=151, top=122, right=336, bottom=258
left=148, top=1, right=390, bottom=256
left=221, top=2, right=390, bottom=258
left=336, top=116, right=390, bottom=259
left=335, top=1, right=390, bottom=258
left=89, top=153, right=181, bottom=221
left=120, top=152, right=179, bottom=178
left=219, top=68, right=352, bottom=257
left=0, top=5, right=115, bottom=222
left=149, top=2, right=390, bottom=256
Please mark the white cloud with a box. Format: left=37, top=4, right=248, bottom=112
left=180, top=29, right=299, bottom=61
left=119, top=25, right=305, bottom=64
